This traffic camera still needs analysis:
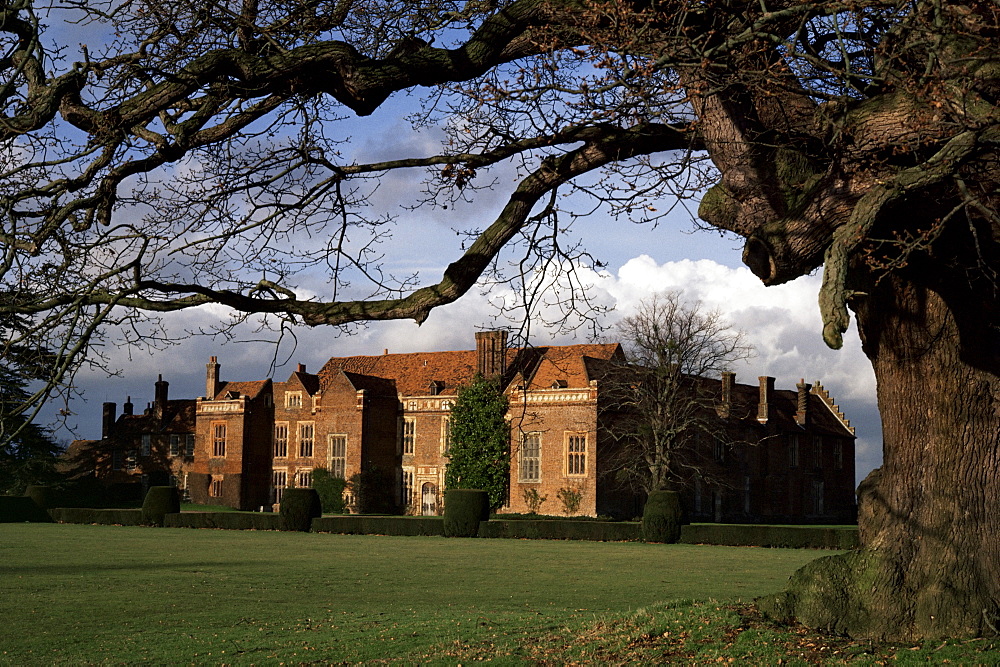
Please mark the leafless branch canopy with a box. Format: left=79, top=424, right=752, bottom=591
left=0, top=0, right=997, bottom=416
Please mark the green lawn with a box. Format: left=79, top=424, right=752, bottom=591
left=0, top=523, right=815, bottom=663
left=2, top=524, right=998, bottom=664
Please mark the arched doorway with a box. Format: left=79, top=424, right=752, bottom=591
left=421, top=483, right=438, bottom=516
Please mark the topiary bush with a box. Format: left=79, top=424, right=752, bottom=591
left=24, top=485, right=56, bottom=510
left=443, top=488, right=489, bottom=537
left=311, top=467, right=347, bottom=513
left=280, top=488, right=322, bottom=531
left=141, top=486, right=181, bottom=526
left=642, top=490, right=683, bottom=543
left=0, top=495, right=53, bottom=523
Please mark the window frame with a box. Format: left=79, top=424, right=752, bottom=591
left=788, top=434, right=799, bottom=468
left=285, top=391, right=303, bottom=409
left=328, top=434, right=347, bottom=479
left=519, top=432, right=542, bottom=482
left=298, top=422, right=315, bottom=458
left=212, top=422, right=227, bottom=457
left=440, top=416, right=451, bottom=456
left=272, top=469, right=287, bottom=504
left=273, top=422, right=289, bottom=458
left=564, top=432, right=587, bottom=476
left=402, top=417, right=415, bottom=456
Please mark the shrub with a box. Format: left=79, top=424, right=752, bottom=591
left=348, top=467, right=394, bottom=514
left=280, top=488, right=322, bottom=531
left=642, top=490, right=683, bottom=543
left=0, top=495, right=53, bottom=523
left=443, top=489, right=489, bottom=537
left=556, top=487, right=583, bottom=515
left=141, top=486, right=180, bottom=526
left=24, top=485, right=56, bottom=510
left=521, top=487, right=547, bottom=514
left=311, top=468, right=347, bottom=513
left=445, top=375, right=510, bottom=510
left=312, top=515, right=445, bottom=536
left=165, top=512, right=286, bottom=530
left=49, top=508, right=144, bottom=525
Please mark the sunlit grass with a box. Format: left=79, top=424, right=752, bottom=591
left=3, top=524, right=995, bottom=664
left=2, top=523, right=817, bottom=663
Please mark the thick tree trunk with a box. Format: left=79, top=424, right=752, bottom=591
left=761, top=270, right=1000, bottom=640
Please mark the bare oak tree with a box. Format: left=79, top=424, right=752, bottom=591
left=602, top=292, right=753, bottom=495
left=0, top=0, right=998, bottom=640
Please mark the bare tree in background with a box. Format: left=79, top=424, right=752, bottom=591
left=0, top=0, right=997, bottom=640
left=603, top=292, right=753, bottom=495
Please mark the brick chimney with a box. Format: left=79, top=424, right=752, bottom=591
left=123, top=396, right=133, bottom=416
left=154, top=374, right=168, bottom=420
left=296, top=363, right=306, bottom=373
left=475, top=330, right=508, bottom=378
left=795, top=379, right=811, bottom=426
left=206, top=356, right=221, bottom=399
left=719, top=371, right=735, bottom=418
left=101, top=402, right=116, bottom=439
left=757, top=376, right=775, bottom=424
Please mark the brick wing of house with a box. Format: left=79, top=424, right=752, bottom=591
left=73, top=332, right=857, bottom=522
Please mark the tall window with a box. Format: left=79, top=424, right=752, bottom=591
left=402, top=467, right=415, bottom=508
left=185, top=434, right=195, bottom=457
left=788, top=434, right=799, bottom=468
left=520, top=433, right=541, bottom=482
left=212, top=422, right=227, bottom=457
left=834, top=440, right=844, bottom=470
left=329, top=435, right=347, bottom=478
left=813, top=436, right=823, bottom=468
left=273, top=423, right=289, bottom=458
left=297, top=469, right=312, bottom=488
left=210, top=476, right=224, bottom=498
left=285, top=391, right=302, bottom=409
left=441, top=417, right=451, bottom=456
left=126, top=450, right=138, bottom=471
left=565, top=433, right=586, bottom=476
left=112, top=450, right=124, bottom=471
left=272, top=470, right=287, bottom=504
left=298, top=422, right=314, bottom=457
left=169, top=434, right=180, bottom=457
left=402, top=417, right=415, bottom=455
left=141, top=434, right=151, bottom=456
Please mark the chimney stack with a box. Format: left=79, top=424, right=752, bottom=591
left=206, top=356, right=221, bottom=399
left=757, top=376, right=775, bottom=424
left=719, top=371, right=735, bottom=418
left=795, top=379, right=811, bottom=426
left=475, top=330, right=508, bottom=378
left=101, top=402, right=116, bottom=439
left=154, top=374, right=168, bottom=419
left=123, top=396, right=133, bottom=416
left=296, top=363, right=306, bottom=373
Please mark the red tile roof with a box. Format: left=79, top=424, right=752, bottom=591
left=215, top=380, right=270, bottom=400
left=319, top=343, right=623, bottom=397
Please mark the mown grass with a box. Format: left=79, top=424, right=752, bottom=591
left=1, top=523, right=997, bottom=664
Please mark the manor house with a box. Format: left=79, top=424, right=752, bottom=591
left=71, top=330, right=857, bottom=522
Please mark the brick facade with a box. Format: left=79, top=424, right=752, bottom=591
left=72, top=332, right=857, bottom=522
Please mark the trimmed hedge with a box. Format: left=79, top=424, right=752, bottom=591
left=0, top=496, right=53, bottom=523
left=678, top=524, right=859, bottom=549
left=164, top=512, right=286, bottom=531
left=142, top=486, right=181, bottom=527
left=49, top=508, right=145, bottom=526
left=312, top=515, right=445, bottom=536
left=443, top=489, right=489, bottom=537
left=24, top=485, right=57, bottom=510
left=280, top=488, right=322, bottom=531
left=478, top=519, right=641, bottom=541
left=642, top=491, right=683, bottom=543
